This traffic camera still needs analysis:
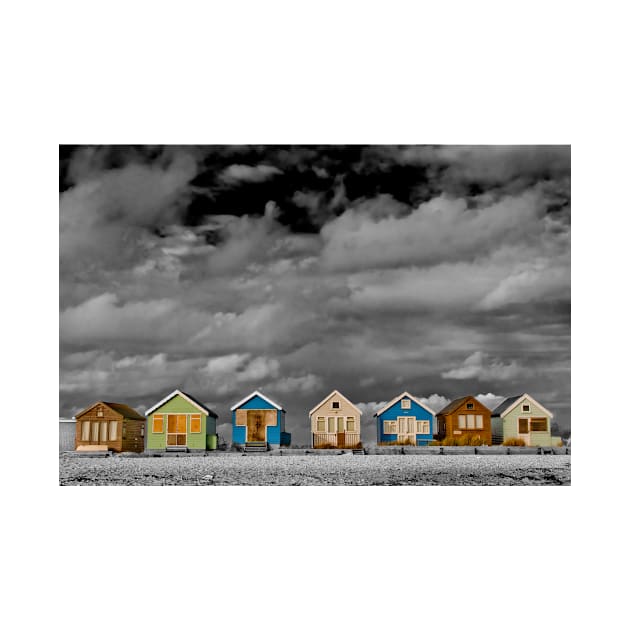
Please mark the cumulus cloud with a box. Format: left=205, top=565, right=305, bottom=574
left=321, top=189, right=550, bottom=272
left=441, top=351, right=530, bottom=381
left=476, top=393, right=505, bottom=412
left=60, top=151, right=198, bottom=271
left=419, top=393, right=451, bottom=414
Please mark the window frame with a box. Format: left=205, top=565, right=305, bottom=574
left=401, top=399, right=411, bottom=410
left=530, top=418, right=547, bottom=432
left=383, top=420, right=398, bottom=435
left=331, top=401, right=340, bottom=410
left=152, top=415, right=164, bottom=433
left=190, top=414, right=202, bottom=433
left=522, top=403, right=530, bottom=412
left=518, top=417, right=529, bottom=434
left=316, top=417, right=326, bottom=432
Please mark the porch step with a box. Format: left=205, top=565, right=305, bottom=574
left=352, top=449, right=366, bottom=455
left=166, top=446, right=189, bottom=453
left=244, top=442, right=269, bottom=453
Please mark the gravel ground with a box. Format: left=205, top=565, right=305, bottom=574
left=59, top=454, right=571, bottom=486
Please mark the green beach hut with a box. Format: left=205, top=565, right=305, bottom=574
left=145, top=389, right=218, bottom=453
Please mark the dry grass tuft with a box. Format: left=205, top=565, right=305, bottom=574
left=503, top=438, right=527, bottom=447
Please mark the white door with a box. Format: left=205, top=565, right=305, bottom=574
left=397, top=416, right=416, bottom=444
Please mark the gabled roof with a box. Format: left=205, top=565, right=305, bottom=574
left=436, top=395, right=491, bottom=416
left=309, top=390, right=362, bottom=416
left=74, top=401, right=145, bottom=421
left=490, top=395, right=520, bottom=417
left=374, top=391, right=436, bottom=417
left=230, top=390, right=284, bottom=412
left=145, top=389, right=218, bottom=417
left=491, top=393, right=554, bottom=419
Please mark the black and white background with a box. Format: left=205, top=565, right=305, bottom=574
left=59, top=144, right=571, bottom=443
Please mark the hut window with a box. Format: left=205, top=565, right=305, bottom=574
left=108, top=421, right=118, bottom=441
left=331, top=401, right=340, bottom=410
left=337, top=417, right=344, bottom=432
left=401, top=399, right=411, bottom=409
left=190, top=415, right=202, bottom=433
left=91, top=422, right=99, bottom=442
left=97, top=407, right=103, bottom=417
left=384, top=421, right=397, bottom=434
left=81, top=421, right=90, bottom=441
left=458, top=415, right=466, bottom=429
left=316, top=418, right=325, bottom=432
left=416, top=421, right=430, bottom=434
left=518, top=418, right=529, bottom=433
left=466, top=414, right=476, bottom=429
left=153, top=415, right=164, bottom=433
left=100, top=422, right=108, bottom=442
left=466, top=403, right=474, bottom=410
left=522, top=404, right=530, bottom=412
left=530, top=418, right=547, bottom=432
left=328, top=417, right=335, bottom=432
left=475, top=415, right=483, bottom=429
left=140, top=425, right=145, bottom=438
left=346, top=418, right=355, bottom=431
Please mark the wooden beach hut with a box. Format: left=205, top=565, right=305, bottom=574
left=145, top=389, right=218, bottom=453
left=74, top=401, right=145, bottom=453
left=435, top=395, right=492, bottom=445
left=491, top=393, right=558, bottom=446
left=309, top=390, right=362, bottom=448
left=231, top=390, right=291, bottom=449
left=374, top=392, right=435, bottom=446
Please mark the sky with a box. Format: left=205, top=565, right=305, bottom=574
left=59, top=145, right=571, bottom=445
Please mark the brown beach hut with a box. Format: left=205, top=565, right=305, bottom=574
left=74, top=401, right=145, bottom=453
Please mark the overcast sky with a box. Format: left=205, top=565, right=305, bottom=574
left=59, top=145, right=570, bottom=444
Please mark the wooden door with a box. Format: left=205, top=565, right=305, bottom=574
left=247, top=411, right=266, bottom=442
left=167, top=414, right=187, bottom=446
left=398, top=417, right=416, bottom=444
left=337, top=432, right=345, bottom=448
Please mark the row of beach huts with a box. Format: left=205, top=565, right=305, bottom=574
left=62, top=389, right=562, bottom=454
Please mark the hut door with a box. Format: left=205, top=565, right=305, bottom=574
left=337, top=417, right=345, bottom=448
left=247, top=411, right=266, bottom=442
left=398, top=417, right=416, bottom=444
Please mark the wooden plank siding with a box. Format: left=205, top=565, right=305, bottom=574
left=75, top=404, right=124, bottom=452
left=309, top=390, right=361, bottom=449
left=75, top=403, right=145, bottom=453
left=436, top=396, right=493, bottom=445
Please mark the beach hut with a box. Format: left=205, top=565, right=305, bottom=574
left=435, top=395, right=492, bottom=445
left=145, top=389, right=218, bottom=453
left=231, top=390, right=291, bottom=449
left=491, top=393, right=559, bottom=446
left=74, top=401, right=145, bottom=453
left=309, top=390, right=362, bottom=448
left=374, top=392, right=436, bottom=446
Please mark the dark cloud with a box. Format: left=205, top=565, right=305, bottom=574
left=59, top=145, right=571, bottom=442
